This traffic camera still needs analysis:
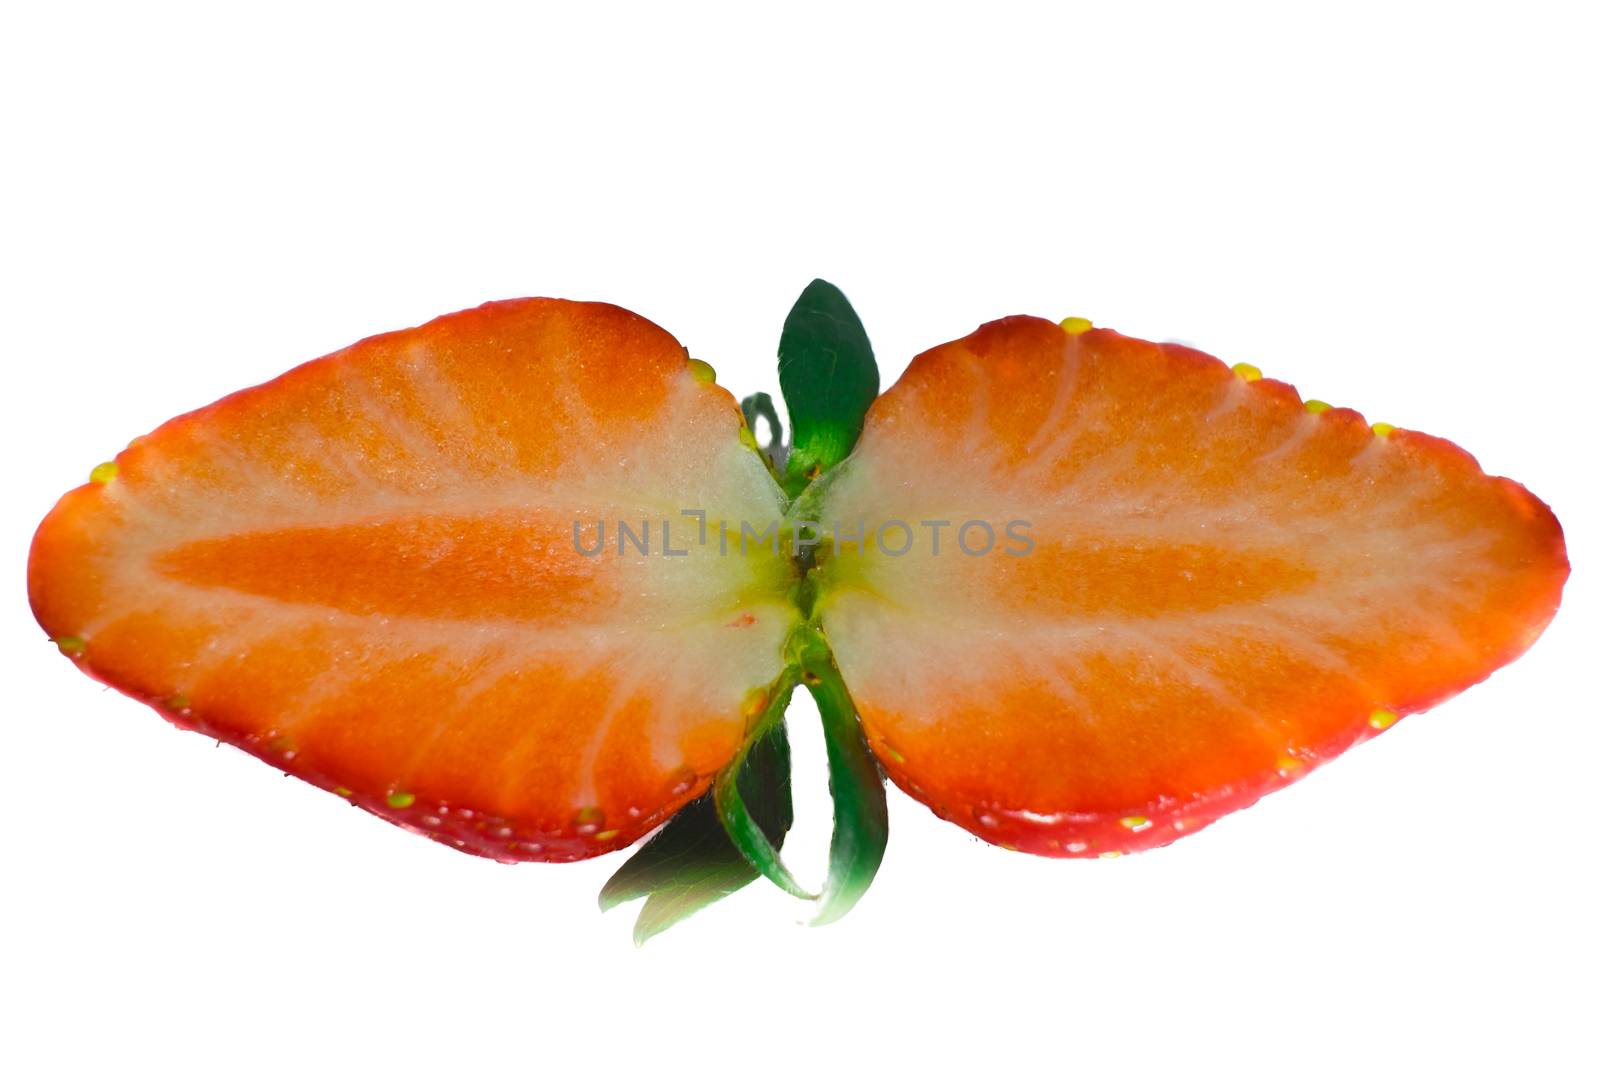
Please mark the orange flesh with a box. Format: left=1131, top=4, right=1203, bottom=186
left=812, top=316, right=1567, bottom=855
left=29, top=299, right=796, bottom=859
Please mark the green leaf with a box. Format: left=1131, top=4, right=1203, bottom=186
left=716, top=631, right=888, bottom=924
left=801, top=642, right=889, bottom=925
left=598, top=721, right=794, bottom=945
left=777, top=279, right=879, bottom=498
left=713, top=671, right=815, bottom=901
left=739, top=391, right=789, bottom=474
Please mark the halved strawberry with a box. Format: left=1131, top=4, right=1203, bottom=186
left=30, top=284, right=1569, bottom=938
left=808, top=315, right=1568, bottom=856
left=29, top=299, right=798, bottom=860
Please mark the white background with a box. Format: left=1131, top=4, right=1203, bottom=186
left=3, top=3, right=1596, bottom=1064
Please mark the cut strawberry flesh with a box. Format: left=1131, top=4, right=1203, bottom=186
left=811, top=316, right=1567, bottom=856
left=29, top=299, right=796, bottom=860
left=31, top=298, right=1569, bottom=874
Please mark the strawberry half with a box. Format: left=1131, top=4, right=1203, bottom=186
left=808, top=315, right=1568, bottom=857
left=29, top=299, right=797, bottom=861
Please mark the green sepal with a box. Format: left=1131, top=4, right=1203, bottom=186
left=776, top=279, right=879, bottom=499
left=713, top=671, right=815, bottom=901
left=799, top=640, right=889, bottom=925
left=598, top=720, right=795, bottom=945
left=739, top=391, right=789, bottom=474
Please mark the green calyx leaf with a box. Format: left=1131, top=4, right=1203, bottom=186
left=776, top=279, right=879, bottom=499
left=713, top=632, right=889, bottom=926
left=798, top=638, right=889, bottom=925
left=739, top=390, right=790, bottom=477
left=713, top=671, right=814, bottom=901
left=599, top=716, right=796, bottom=945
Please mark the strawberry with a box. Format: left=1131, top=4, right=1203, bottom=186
left=30, top=284, right=1566, bottom=938
left=807, top=315, right=1568, bottom=857
left=30, top=299, right=799, bottom=862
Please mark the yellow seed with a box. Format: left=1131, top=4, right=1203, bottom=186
left=1232, top=362, right=1263, bottom=382
left=386, top=791, right=416, bottom=809
left=1304, top=399, right=1332, bottom=413
left=1371, top=422, right=1395, bottom=437
left=883, top=746, right=906, bottom=764
left=738, top=426, right=759, bottom=450
left=593, top=829, right=620, bottom=842
left=1059, top=316, right=1094, bottom=335
left=334, top=786, right=354, bottom=798
left=1276, top=754, right=1303, bottom=774
left=686, top=358, right=716, bottom=384
left=1369, top=709, right=1399, bottom=731
left=1119, top=815, right=1150, bottom=830
left=89, top=461, right=119, bottom=484
left=1098, top=850, right=1123, bottom=859
left=52, top=635, right=87, bottom=654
